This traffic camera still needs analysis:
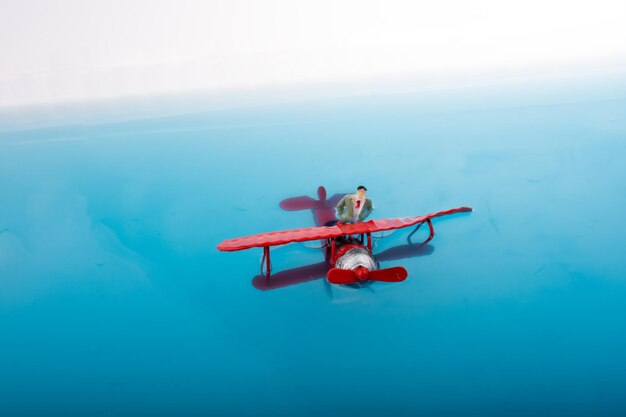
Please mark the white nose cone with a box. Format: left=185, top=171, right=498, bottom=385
left=335, top=247, right=377, bottom=271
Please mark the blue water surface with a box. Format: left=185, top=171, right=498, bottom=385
left=1, top=75, right=626, bottom=416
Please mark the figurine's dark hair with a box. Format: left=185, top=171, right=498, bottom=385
left=357, top=185, right=367, bottom=191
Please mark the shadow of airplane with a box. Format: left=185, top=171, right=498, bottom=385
left=279, top=185, right=348, bottom=227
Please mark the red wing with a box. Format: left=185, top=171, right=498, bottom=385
left=217, top=206, right=473, bottom=252
left=336, top=206, right=473, bottom=235
left=217, top=224, right=342, bottom=251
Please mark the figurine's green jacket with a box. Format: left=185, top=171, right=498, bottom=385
left=336, top=194, right=373, bottom=223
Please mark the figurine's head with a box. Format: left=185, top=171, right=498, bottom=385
left=356, top=185, right=367, bottom=198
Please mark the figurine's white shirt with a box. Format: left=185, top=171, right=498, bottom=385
left=351, top=197, right=365, bottom=223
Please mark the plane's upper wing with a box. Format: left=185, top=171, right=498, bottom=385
left=216, top=206, right=472, bottom=252
left=217, top=223, right=341, bottom=251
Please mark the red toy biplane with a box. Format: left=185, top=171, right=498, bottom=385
left=217, top=186, right=472, bottom=289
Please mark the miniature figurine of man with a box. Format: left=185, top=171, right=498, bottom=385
left=336, top=185, right=373, bottom=224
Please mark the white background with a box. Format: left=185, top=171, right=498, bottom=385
left=1, top=0, right=626, bottom=107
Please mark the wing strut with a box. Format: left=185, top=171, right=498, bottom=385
left=260, top=246, right=271, bottom=277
